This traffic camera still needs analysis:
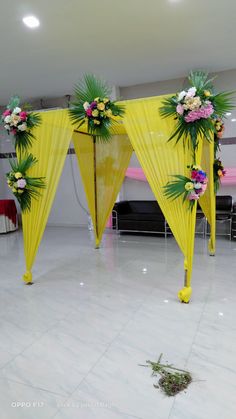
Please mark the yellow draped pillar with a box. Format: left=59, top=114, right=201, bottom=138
left=123, top=96, right=203, bottom=302
left=199, top=137, right=216, bottom=255
left=73, top=131, right=133, bottom=248
left=21, top=109, right=74, bottom=283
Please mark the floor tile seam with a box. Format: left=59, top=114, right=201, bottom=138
left=0, top=312, right=74, bottom=373
left=0, top=375, right=68, bottom=398
left=167, top=276, right=213, bottom=419
left=65, top=291, right=153, bottom=402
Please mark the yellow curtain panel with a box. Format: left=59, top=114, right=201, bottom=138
left=123, top=96, right=203, bottom=302
left=73, top=131, right=133, bottom=247
left=21, top=109, right=74, bottom=283
left=199, top=137, right=216, bottom=255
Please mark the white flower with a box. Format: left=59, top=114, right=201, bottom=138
left=12, top=107, right=22, bottom=114
left=186, top=87, right=197, bottom=98
left=178, top=91, right=186, bottom=101
left=4, top=115, right=11, bottom=123
left=194, top=182, right=202, bottom=189
left=83, top=102, right=90, bottom=111
left=18, top=123, right=27, bottom=131
left=4, top=124, right=10, bottom=130
left=11, top=114, right=21, bottom=126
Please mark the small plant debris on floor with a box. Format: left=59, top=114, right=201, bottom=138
left=141, top=353, right=192, bottom=396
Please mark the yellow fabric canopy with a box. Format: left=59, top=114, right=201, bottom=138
left=199, top=138, right=216, bottom=255
left=123, top=96, right=203, bottom=302
left=73, top=131, right=133, bottom=247
left=21, top=109, right=74, bottom=283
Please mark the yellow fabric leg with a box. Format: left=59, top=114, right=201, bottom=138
left=21, top=109, right=74, bottom=283
left=123, top=97, right=201, bottom=302
left=73, top=132, right=133, bottom=248
left=199, top=138, right=216, bottom=255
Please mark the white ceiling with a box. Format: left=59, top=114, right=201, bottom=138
left=1, top=0, right=236, bottom=104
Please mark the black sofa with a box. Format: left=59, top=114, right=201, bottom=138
left=112, top=200, right=168, bottom=235
left=113, top=196, right=234, bottom=238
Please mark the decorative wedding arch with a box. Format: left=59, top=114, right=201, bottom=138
left=19, top=95, right=215, bottom=303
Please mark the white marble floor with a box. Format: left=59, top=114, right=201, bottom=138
left=0, top=227, right=236, bottom=419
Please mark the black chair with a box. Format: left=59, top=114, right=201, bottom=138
left=205, top=195, right=233, bottom=240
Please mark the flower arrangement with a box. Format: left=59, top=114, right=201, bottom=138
left=1, top=96, right=41, bottom=151
left=213, top=158, right=226, bottom=193
left=164, top=165, right=208, bottom=210
left=160, top=71, right=234, bottom=151
left=214, top=118, right=225, bottom=139
left=69, top=74, right=125, bottom=142
left=6, top=154, right=46, bottom=212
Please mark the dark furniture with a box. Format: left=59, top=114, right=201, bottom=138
left=113, top=196, right=234, bottom=239
left=232, top=202, right=236, bottom=240
left=112, top=200, right=169, bottom=236
left=205, top=195, right=233, bottom=239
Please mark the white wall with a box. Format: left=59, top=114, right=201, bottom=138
left=47, top=150, right=88, bottom=227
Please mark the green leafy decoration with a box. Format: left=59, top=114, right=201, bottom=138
left=140, top=354, right=192, bottom=397
left=15, top=112, right=41, bottom=152
left=69, top=74, right=125, bottom=142
left=6, top=154, right=46, bottom=212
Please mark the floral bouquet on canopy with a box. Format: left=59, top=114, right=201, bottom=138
left=69, top=74, right=125, bottom=142
left=6, top=154, right=45, bottom=212
left=1, top=96, right=41, bottom=152
left=213, top=158, right=226, bottom=193
left=164, top=165, right=208, bottom=210
left=160, top=71, right=234, bottom=151
left=213, top=117, right=224, bottom=155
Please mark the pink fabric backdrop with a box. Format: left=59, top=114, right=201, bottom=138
left=107, top=167, right=236, bottom=228
left=126, top=167, right=236, bottom=185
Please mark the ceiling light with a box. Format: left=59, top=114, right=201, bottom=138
left=22, top=15, right=40, bottom=29
left=231, top=118, right=236, bottom=122
left=226, top=112, right=232, bottom=116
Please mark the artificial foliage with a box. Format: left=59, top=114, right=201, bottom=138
left=6, top=154, right=46, bottom=212
left=160, top=71, right=234, bottom=152
left=213, top=158, right=226, bottom=194
left=69, top=74, right=125, bottom=142
left=142, top=354, right=192, bottom=397
left=163, top=165, right=208, bottom=210
left=1, top=96, right=41, bottom=152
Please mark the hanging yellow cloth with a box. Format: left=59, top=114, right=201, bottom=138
left=73, top=131, right=133, bottom=248
left=21, top=109, right=74, bottom=283
left=199, top=137, right=216, bottom=255
left=123, top=96, right=203, bottom=302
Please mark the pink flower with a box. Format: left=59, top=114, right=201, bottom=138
left=184, top=102, right=214, bottom=123
left=188, top=192, right=199, bottom=201
left=17, top=179, right=26, bottom=188
left=19, top=111, right=27, bottom=121
left=176, top=104, right=184, bottom=115
left=86, top=108, right=92, bottom=117
left=201, top=183, right=208, bottom=192
left=185, top=87, right=197, bottom=98
left=11, top=128, right=17, bottom=135
left=3, top=109, right=11, bottom=117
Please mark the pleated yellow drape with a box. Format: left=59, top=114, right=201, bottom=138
left=123, top=96, right=203, bottom=302
left=73, top=132, right=133, bottom=247
left=199, top=137, right=216, bottom=255
left=21, top=109, right=74, bottom=283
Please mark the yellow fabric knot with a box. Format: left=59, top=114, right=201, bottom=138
left=178, top=286, right=192, bottom=303
left=22, top=271, right=33, bottom=284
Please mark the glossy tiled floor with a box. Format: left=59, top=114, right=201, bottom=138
left=0, top=227, right=236, bottom=419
